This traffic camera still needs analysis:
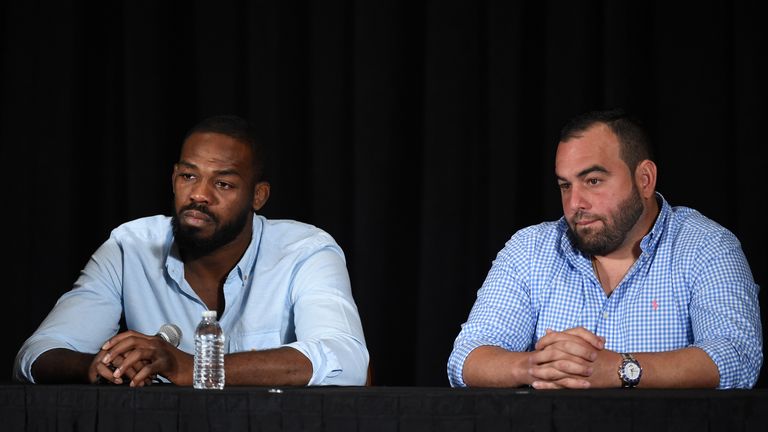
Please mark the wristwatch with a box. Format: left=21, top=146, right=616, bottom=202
left=618, top=353, right=642, bottom=388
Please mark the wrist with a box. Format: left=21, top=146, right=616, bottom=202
left=617, top=353, right=642, bottom=388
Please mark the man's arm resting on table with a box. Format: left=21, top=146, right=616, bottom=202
left=628, top=348, right=719, bottom=388
left=462, top=346, right=535, bottom=388
left=100, top=331, right=313, bottom=386
left=531, top=346, right=720, bottom=389
left=462, top=344, right=719, bottom=388
left=31, top=347, right=153, bottom=385
left=31, top=348, right=97, bottom=384
left=126, top=346, right=313, bottom=387
left=529, top=329, right=720, bottom=388
left=225, top=347, right=313, bottom=386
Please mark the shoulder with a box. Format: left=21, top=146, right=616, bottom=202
left=109, top=215, right=173, bottom=243
left=666, top=206, right=741, bottom=250
left=497, top=219, right=567, bottom=264
left=502, top=219, right=566, bottom=254
left=657, top=204, right=748, bottom=270
left=257, top=217, right=345, bottom=261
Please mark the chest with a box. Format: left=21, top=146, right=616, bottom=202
left=533, top=262, right=694, bottom=352
left=184, top=272, right=225, bottom=316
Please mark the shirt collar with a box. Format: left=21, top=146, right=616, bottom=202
left=639, top=192, right=669, bottom=254
left=234, top=214, right=263, bottom=283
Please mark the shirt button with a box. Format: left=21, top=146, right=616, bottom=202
left=603, top=312, right=609, bottom=319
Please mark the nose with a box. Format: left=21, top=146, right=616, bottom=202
left=189, top=181, right=211, bottom=204
left=565, top=184, right=588, bottom=213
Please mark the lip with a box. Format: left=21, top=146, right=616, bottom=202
left=576, top=219, right=598, bottom=226
left=181, top=209, right=212, bottom=227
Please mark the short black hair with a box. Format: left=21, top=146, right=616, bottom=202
left=184, top=114, right=266, bottom=182
left=559, top=108, right=653, bottom=172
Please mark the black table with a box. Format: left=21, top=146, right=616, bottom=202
left=2, top=384, right=767, bottom=431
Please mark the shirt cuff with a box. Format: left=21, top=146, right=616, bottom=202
left=694, top=338, right=760, bottom=389
left=448, top=338, right=502, bottom=387
left=285, top=340, right=342, bottom=386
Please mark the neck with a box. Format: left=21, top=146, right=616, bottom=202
left=599, top=193, right=660, bottom=262
left=182, top=227, right=252, bottom=281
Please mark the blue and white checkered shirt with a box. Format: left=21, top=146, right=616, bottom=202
left=448, top=193, right=762, bottom=388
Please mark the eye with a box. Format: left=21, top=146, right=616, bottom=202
left=178, top=173, right=195, bottom=181
left=558, top=182, right=571, bottom=191
left=586, top=178, right=601, bottom=186
left=215, top=181, right=234, bottom=190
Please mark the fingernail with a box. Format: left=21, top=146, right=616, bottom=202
left=102, top=353, right=111, bottom=363
left=590, top=352, right=597, bottom=360
left=113, top=368, right=121, bottom=378
left=101, top=341, right=110, bottom=350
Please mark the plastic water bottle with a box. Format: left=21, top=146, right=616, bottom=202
left=193, top=310, right=225, bottom=389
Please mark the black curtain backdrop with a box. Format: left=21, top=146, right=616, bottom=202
left=2, top=1, right=766, bottom=387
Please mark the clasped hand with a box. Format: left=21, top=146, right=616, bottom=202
left=89, top=330, right=191, bottom=387
left=527, top=327, right=620, bottom=389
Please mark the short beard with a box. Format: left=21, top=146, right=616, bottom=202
left=172, top=203, right=253, bottom=260
left=567, top=185, right=644, bottom=256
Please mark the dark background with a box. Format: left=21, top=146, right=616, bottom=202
left=2, top=1, right=765, bottom=387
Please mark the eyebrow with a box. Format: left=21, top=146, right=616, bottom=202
left=556, top=164, right=609, bottom=182
left=176, top=160, right=241, bottom=177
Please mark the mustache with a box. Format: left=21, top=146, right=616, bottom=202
left=572, top=211, right=604, bottom=224
left=180, top=203, right=217, bottom=222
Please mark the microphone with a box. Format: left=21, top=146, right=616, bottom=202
left=156, top=324, right=182, bottom=347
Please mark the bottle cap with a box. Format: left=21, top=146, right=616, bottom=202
left=202, top=310, right=217, bottom=319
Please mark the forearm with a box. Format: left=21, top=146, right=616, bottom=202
left=224, top=347, right=313, bottom=386
left=462, top=346, right=533, bottom=387
left=632, top=347, right=719, bottom=388
left=31, top=348, right=96, bottom=384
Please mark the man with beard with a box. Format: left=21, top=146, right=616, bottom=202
left=14, top=115, right=368, bottom=387
left=447, top=109, right=762, bottom=389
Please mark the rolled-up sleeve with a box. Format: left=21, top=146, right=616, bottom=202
left=690, top=239, right=762, bottom=388
left=288, top=248, right=369, bottom=386
left=14, top=239, right=124, bottom=382
left=448, top=239, right=536, bottom=387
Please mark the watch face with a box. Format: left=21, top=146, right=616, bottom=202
left=624, top=362, right=641, bottom=380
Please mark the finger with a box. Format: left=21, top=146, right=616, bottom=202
left=535, top=333, right=600, bottom=360
left=129, top=362, right=160, bottom=387
left=529, top=358, right=593, bottom=380
left=552, top=377, right=591, bottom=389
left=102, top=338, right=140, bottom=364
left=536, top=330, right=585, bottom=350
left=531, top=380, right=563, bottom=389
left=532, top=377, right=590, bottom=390
left=112, top=348, right=152, bottom=379
left=88, top=351, right=108, bottom=384
left=562, top=327, right=605, bottom=349
left=533, top=339, right=599, bottom=363
left=101, top=330, right=146, bottom=350
left=104, top=335, right=160, bottom=364
left=96, top=362, right=123, bottom=385
left=540, top=326, right=602, bottom=345
left=111, top=356, right=142, bottom=382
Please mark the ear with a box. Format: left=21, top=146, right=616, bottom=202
left=634, top=160, right=657, bottom=199
left=252, top=181, right=271, bottom=211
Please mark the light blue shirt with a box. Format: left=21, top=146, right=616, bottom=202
left=448, top=194, right=762, bottom=388
left=15, top=214, right=369, bottom=385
